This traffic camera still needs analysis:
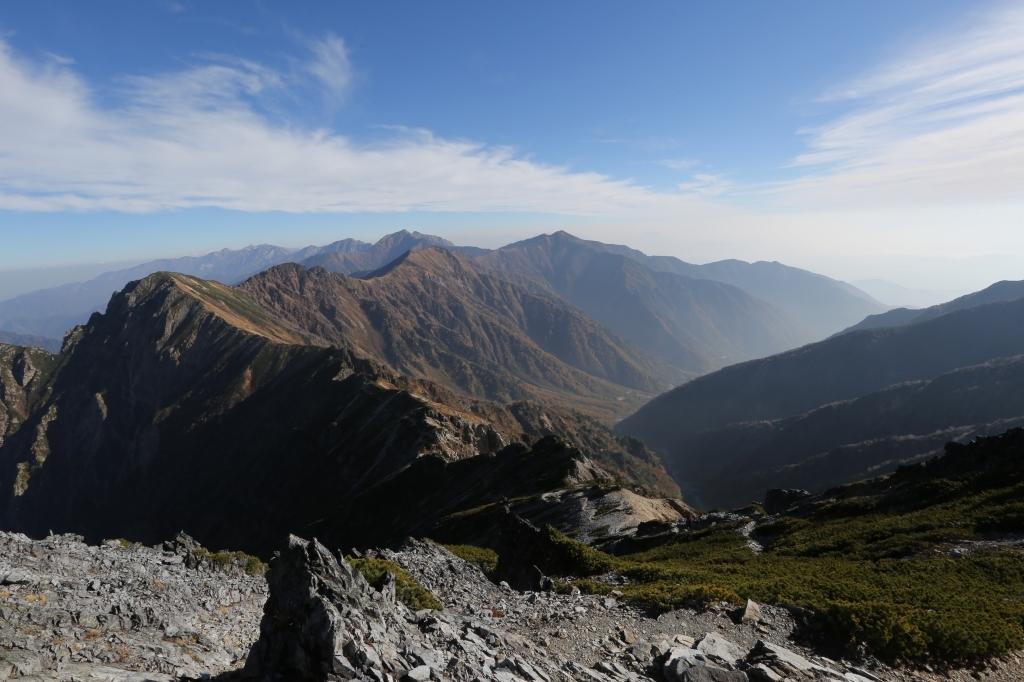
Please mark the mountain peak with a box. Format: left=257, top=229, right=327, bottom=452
left=361, top=244, right=469, bottom=279
left=123, top=272, right=308, bottom=347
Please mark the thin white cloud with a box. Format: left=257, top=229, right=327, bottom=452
left=775, top=1, right=1024, bottom=206
left=306, top=33, right=353, bottom=101
left=679, top=173, right=731, bottom=197
left=43, top=52, right=74, bottom=66
left=0, top=36, right=679, bottom=215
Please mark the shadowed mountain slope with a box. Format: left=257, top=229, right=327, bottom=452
left=240, top=249, right=688, bottom=418
left=500, top=231, right=886, bottom=339
left=0, top=271, right=678, bottom=556
left=686, top=355, right=1024, bottom=508
left=617, top=297, right=1024, bottom=504
left=473, top=232, right=810, bottom=373
left=838, top=279, right=1024, bottom=335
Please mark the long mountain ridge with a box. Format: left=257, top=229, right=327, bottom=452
left=0, top=270, right=679, bottom=555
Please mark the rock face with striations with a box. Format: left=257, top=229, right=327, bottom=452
left=242, top=535, right=400, bottom=680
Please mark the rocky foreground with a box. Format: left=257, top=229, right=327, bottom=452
left=0, top=532, right=1018, bottom=682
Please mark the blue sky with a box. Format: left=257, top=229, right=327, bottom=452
left=1, top=1, right=1023, bottom=295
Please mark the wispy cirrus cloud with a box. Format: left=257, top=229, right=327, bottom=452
left=776, top=1, right=1024, bottom=206
left=0, top=36, right=681, bottom=215
left=679, top=173, right=731, bottom=198
left=305, top=33, right=353, bottom=102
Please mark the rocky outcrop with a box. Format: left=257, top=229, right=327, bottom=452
left=762, top=489, right=811, bottom=515
left=493, top=510, right=558, bottom=592
left=242, top=535, right=401, bottom=681
left=0, top=344, right=56, bottom=452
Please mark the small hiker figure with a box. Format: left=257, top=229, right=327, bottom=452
left=686, top=512, right=696, bottom=530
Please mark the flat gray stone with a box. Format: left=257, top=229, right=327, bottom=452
left=696, top=633, right=746, bottom=666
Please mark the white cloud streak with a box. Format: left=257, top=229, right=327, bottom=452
left=306, top=34, right=353, bottom=101
left=776, top=1, right=1024, bottom=206
left=0, top=36, right=678, bottom=215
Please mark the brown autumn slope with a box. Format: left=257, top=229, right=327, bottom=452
left=238, top=248, right=689, bottom=419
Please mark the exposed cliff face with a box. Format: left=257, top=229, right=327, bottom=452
left=0, top=271, right=679, bottom=556
left=0, top=344, right=57, bottom=454
left=239, top=250, right=687, bottom=419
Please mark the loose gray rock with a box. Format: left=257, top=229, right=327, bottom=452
left=0, top=530, right=266, bottom=680
left=696, top=633, right=746, bottom=666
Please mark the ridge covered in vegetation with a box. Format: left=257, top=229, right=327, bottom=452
left=462, top=429, right=1024, bottom=662
left=608, top=429, right=1024, bottom=660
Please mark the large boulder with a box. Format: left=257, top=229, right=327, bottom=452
left=696, top=633, right=746, bottom=667
left=745, top=640, right=815, bottom=678
left=492, top=507, right=557, bottom=591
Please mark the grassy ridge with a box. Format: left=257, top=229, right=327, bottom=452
left=451, top=430, right=1024, bottom=661
left=602, top=431, right=1024, bottom=660
left=605, top=527, right=1023, bottom=660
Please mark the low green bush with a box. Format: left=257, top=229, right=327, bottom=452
left=192, top=548, right=267, bottom=576
left=572, top=579, right=613, bottom=595
left=440, top=543, right=499, bottom=573
left=348, top=557, right=442, bottom=611
left=545, top=525, right=613, bottom=575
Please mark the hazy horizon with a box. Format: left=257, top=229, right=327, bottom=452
left=1, top=227, right=1021, bottom=304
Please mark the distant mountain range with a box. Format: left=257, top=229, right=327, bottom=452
left=618, top=295, right=1024, bottom=508
left=0, top=231, right=472, bottom=341
left=0, top=331, right=61, bottom=354
left=526, top=232, right=886, bottom=339
left=2, top=226, right=1022, bottom=546
left=0, top=231, right=886, bottom=360
left=850, top=278, right=965, bottom=308
left=836, top=279, right=1024, bottom=335
left=299, top=230, right=489, bottom=274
